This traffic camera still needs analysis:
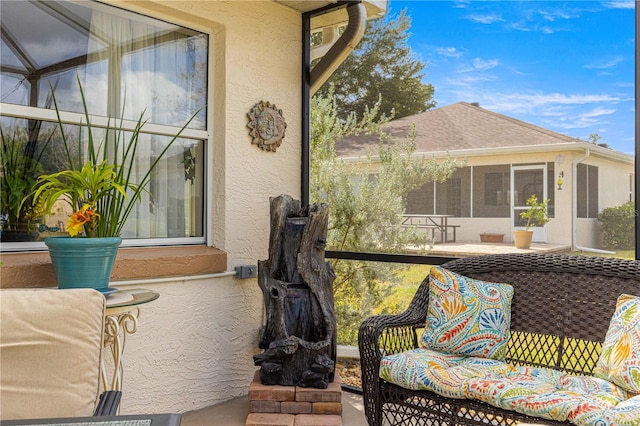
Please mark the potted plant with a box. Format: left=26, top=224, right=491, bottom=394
left=28, top=77, right=198, bottom=291
left=513, top=194, right=550, bottom=249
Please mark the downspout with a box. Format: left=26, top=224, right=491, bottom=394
left=571, top=149, right=614, bottom=254
left=309, top=2, right=367, bottom=96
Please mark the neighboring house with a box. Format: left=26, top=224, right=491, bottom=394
left=0, top=0, right=387, bottom=416
left=337, top=102, right=635, bottom=249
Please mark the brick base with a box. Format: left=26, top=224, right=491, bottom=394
left=246, top=370, right=342, bottom=426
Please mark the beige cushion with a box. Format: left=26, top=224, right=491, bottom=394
left=0, top=289, right=106, bottom=420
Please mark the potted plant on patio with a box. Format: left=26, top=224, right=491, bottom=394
left=28, top=77, right=198, bottom=291
left=513, top=194, right=550, bottom=249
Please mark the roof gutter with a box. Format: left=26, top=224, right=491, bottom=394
left=309, top=2, right=366, bottom=95
left=338, top=142, right=634, bottom=164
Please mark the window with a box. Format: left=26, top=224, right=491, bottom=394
left=406, top=182, right=435, bottom=214
left=436, top=167, right=471, bottom=217
left=1, top=0, right=208, bottom=248
left=474, top=165, right=510, bottom=218
left=577, top=164, right=599, bottom=219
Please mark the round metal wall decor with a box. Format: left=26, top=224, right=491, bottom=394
left=247, top=100, right=287, bottom=152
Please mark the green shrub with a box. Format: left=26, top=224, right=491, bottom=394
left=597, top=201, right=636, bottom=250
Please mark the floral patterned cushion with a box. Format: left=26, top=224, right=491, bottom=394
left=606, top=394, right=640, bottom=425
left=420, top=267, right=514, bottom=360
left=379, top=348, right=510, bottom=398
left=380, top=348, right=633, bottom=426
left=560, top=394, right=640, bottom=426
left=464, top=366, right=629, bottom=425
left=594, top=294, right=640, bottom=394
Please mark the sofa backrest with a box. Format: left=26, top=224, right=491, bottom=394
left=0, top=288, right=106, bottom=420
left=441, top=253, right=640, bottom=375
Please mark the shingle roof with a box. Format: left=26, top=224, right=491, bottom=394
left=336, top=101, right=581, bottom=157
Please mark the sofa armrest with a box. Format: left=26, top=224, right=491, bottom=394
left=93, top=391, right=122, bottom=416
left=358, top=277, right=431, bottom=426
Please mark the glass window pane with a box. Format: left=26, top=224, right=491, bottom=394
left=435, top=167, right=470, bottom=217
left=406, top=183, right=434, bottom=214
left=474, top=165, right=510, bottom=218
left=1, top=0, right=207, bottom=129
left=1, top=115, right=204, bottom=240
left=1, top=0, right=208, bottom=246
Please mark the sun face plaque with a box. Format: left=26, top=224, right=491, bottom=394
left=247, top=101, right=287, bottom=152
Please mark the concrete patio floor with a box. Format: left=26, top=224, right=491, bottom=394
left=421, top=241, right=571, bottom=257
left=181, top=391, right=367, bottom=426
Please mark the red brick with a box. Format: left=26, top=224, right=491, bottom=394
left=311, top=402, right=342, bottom=415
left=281, top=401, right=312, bottom=414
left=245, top=413, right=295, bottom=426
left=250, top=400, right=282, bottom=413
left=295, top=382, right=342, bottom=402
left=249, top=380, right=296, bottom=402
left=293, top=414, right=342, bottom=426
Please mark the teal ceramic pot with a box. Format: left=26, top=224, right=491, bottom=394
left=45, top=237, right=122, bottom=292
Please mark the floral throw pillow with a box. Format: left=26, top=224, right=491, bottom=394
left=594, top=294, right=640, bottom=394
left=420, top=266, right=514, bottom=360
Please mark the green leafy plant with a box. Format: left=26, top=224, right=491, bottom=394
left=29, top=77, right=199, bottom=238
left=597, top=201, right=636, bottom=250
left=0, top=128, right=47, bottom=234
left=519, top=194, right=551, bottom=229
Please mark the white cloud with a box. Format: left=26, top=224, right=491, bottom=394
left=584, top=57, right=624, bottom=69
left=472, top=58, right=498, bottom=71
left=458, top=57, right=499, bottom=73
left=603, top=1, right=635, bottom=9
left=437, top=47, right=462, bottom=58
left=537, top=8, right=576, bottom=21
left=580, top=107, right=617, bottom=118
left=446, top=74, right=497, bottom=86
left=513, top=92, right=623, bottom=107
left=465, top=13, right=504, bottom=24
left=454, top=92, right=623, bottom=132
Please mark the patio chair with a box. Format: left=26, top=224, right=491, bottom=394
left=0, top=288, right=121, bottom=420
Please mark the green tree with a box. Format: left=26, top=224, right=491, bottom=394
left=315, top=10, right=435, bottom=121
left=310, top=92, right=461, bottom=344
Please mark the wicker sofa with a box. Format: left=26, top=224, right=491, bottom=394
left=358, top=253, right=640, bottom=426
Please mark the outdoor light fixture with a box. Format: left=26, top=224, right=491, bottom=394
left=557, top=171, right=564, bottom=190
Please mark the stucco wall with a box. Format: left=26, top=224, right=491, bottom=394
left=103, top=0, right=304, bottom=414
left=113, top=277, right=262, bottom=413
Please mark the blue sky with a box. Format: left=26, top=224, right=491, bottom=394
left=388, top=0, right=636, bottom=154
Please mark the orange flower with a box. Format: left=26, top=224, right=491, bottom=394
left=67, top=204, right=100, bottom=237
